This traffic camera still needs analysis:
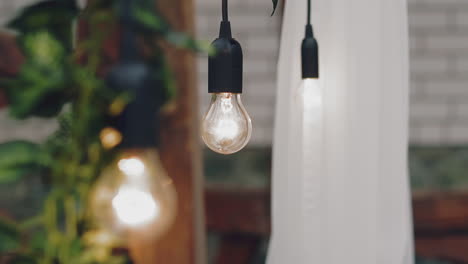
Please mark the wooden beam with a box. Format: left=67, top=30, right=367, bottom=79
left=205, top=187, right=270, bottom=235
left=413, top=191, right=468, bottom=263
left=128, top=0, right=205, bottom=263
left=204, top=189, right=468, bottom=237
left=415, top=236, right=468, bottom=263
left=413, top=191, right=468, bottom=235
left=214, top=234, right=261, bottom=264
left=205, top=189, right=468, bottom=263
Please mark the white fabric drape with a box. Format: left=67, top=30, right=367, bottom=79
left=268, top=0, right=414, bottom=263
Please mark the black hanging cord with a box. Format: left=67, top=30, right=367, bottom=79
left=302, top=0, right=319, bottom=78
left=120, top=0, right=138, bottom=61
left=219, top=0, right=232, bottom=38
left=107, top=0, right=161, bottom=148
left=222, top=0, right=229, bottom=21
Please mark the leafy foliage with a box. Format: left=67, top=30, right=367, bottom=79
left=8, top=0, right=78, bottom=49
left=0, top=217, right=20, bottom=253
left=0, top=141, right=47, bottom=184
left=5, top=31, right=70, bottom=119
left=3, top=255, right=36, bottom=264
left=0, top=0, right=208, bottom=263
left=0, top=0, right=280, bottom=261
left=410, top=146, right=468, bottom=190
left=130, top=0, right=212, bottom=53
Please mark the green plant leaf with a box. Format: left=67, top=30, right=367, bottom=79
left=29, top=229, right=46, bottom=252
left=6, top=255, right=36, bottom=264
left=131, top=4, right=212, bottom=54
left=5, top=31, right=70, bottom=119
left=0, top=217, right=20, bottom=253
left=7, top=0, right=78, bottom=49
left=21, top=31, right=66, bottom=67
left=160, top=57, right=177, bottom=104
left=271, top=0, right=279, bottom=15
left=0, top=141, right=47, bottom=184
left=5, top=64, right=69, bottom=119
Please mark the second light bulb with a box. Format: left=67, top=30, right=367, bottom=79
left=90, top=149, right=177, bottom=241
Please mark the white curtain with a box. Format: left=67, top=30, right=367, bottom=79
left=268, top=0, right=414, bottom=263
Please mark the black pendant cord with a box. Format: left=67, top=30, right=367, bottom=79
left=106, top=0, right=161, bottom=149
left=222, top=0, right=229, bottom=22
left=219, top=0, right=231, bottom=38
left=120, top=0, right=139, bottom=61
left=301, top=0, right=319, bottom=78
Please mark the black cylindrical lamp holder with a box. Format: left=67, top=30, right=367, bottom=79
left=106, top=0, right=162, bottom=149
left=208, top=19, right=243, bottom=93
left=107, top=61, right=162, bottom=149
left=301, top=24, right=319, bottom=79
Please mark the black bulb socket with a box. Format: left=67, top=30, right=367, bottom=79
left=106, top=20, right=162, bottom=149
left=302, top=24, right=319, bottom=79
left=107, top=61, right=162, bottom=149
left=105, top=0, right=163, bottom=150
left=208, top=21, right=243, bottom=94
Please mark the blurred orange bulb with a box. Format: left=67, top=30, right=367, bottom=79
left=90, top=149, right=177, bottom=241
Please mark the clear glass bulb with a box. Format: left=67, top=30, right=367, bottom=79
left=202, top=93, right=252, bottom=155
left=90, top=149, right=177, bottom=241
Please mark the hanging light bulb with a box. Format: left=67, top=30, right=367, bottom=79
left=90, top=149, right=177, bottom=240
left=202, top=93, right=251, bottom=154
left=297, top=79, right=321, bottom=110
left=90, top=0, right=177, bottom=241
left=201, top=0, right=252, bottom=155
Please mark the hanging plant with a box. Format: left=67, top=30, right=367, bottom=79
left=0, top=0, right=208, bottom=263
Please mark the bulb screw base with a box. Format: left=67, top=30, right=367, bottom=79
left=208, top=21, right=243, bottom=94
left=302, top=24, right=319, bottom=79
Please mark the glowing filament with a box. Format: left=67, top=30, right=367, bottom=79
left=202, top=93, right=252, bottom=154
left=112, top=186, right=160, bottom=227
left=118, top=158, right=145, bottom=177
